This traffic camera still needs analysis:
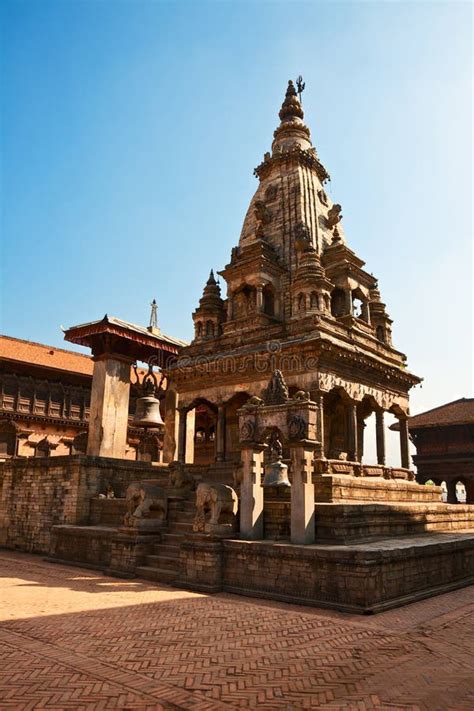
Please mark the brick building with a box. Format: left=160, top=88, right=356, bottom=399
left=409, top=398, right=474, bottom=504
left=0, top=334, right=163, bottom=461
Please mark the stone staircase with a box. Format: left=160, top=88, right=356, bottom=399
left=135, top=496, right=195, bottom=585
left=205, top=460, right=237, bottom=486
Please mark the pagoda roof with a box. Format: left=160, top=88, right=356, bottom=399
left=64, top=315, right=187, bottom=364
left=406, top=398, right=474, bottom=429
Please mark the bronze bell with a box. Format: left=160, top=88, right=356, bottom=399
left=134, top=382, right=164, bottom=429
left=263, top=459, right=291, bottom=488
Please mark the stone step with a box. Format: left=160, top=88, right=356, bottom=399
left=153, top=543, right=180, bottom=557
left=168, top=509, right=195, bottom=520
left=135, top=565, right=177, bottom=585
left=172, top=522, right=194, bottom=533
left=161, top=532, right=184, bottom=546
left=145, top=555, right=179, bottom=572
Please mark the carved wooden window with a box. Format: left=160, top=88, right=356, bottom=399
left=1, top=379, right=16, bottom=411
left=69, top=390, right=82, bottom=419
left=49, top=388, right=63, bottom=417
left=16, top=379, right=33, bottom=413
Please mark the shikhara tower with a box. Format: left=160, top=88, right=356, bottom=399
left=167, top=80, right=420, bottom=467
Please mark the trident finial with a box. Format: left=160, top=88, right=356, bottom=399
left=296, top=75, right=305, bottom=103
left=149, top=299, right=158, bottom=329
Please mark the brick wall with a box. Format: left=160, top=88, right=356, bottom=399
left=0, top=455, right=164, bottom=553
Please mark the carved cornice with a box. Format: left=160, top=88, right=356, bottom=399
left=254, top=146, right=330, bottom=184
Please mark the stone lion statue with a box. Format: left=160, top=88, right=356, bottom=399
left=193, top=482, right=238, bottom=532
left=123, top=480, right=167, bottom=527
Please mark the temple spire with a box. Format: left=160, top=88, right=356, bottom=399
left=272, top=79, right=312, bottom=153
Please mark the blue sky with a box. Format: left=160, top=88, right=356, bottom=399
left=1, top=0, right=472, bottom=430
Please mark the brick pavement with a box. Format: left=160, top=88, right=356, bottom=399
left=0, top=551, right=472, bottom=710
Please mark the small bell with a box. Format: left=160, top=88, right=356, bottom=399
left=134, top=380, right=164, bottom=428
left=263, top=459, right=291, bottom=488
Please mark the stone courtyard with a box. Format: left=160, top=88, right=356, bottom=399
left=0, top=551, right=472, bottom=710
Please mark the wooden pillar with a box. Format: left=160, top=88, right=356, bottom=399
left=290, top=443, right=317, bottom=544
left=375, top=410, right=386, bottom=465
left=216, top=404, right=226, bottom=462
left=399, top=415, right=410, bottom=469
left=177, top=407, right=187, bottom=463
left=347, top=403, right=358, bottom=462
left=86, top=354, right=132, bottom=459
left=240, top=445, right=265, bottom=540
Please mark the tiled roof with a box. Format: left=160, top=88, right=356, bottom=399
left=67, top=315, right=188, bottom=349
left=408, top=398, right=474, bottom=429
left=0, top=335, right=93, bottom=376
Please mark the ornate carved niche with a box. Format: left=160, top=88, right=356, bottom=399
left=265, top=184, right=278, bottom=202
left=318, top=189, right=328, bottom=206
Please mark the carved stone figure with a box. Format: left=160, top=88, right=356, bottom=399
left=288, top=414, right=307, bottom=440
left=193, top=482, right=239, bottom=532
left=268, top=431, right=283, bottom=461
left=326, top=204, right=342, bottom=229
left=240, top=419, right=256, bottom=442
left=264, top=370, right=289, bottom=405
left=123, top=481, right=167, bottom=528
left=254, top=200, right=272, bottom=225
left=168, top=460, right=195, bottom=495
left=295, top=221, right=311, bottom=242
left=293, top=390, right=310, bottom=402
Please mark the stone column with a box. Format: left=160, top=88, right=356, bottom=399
left=315, top=393, right=325, bottom=458
left=185, top=409, right=195, bottom=464
left=398, top=415, right=410, bottom=469
left=256, top=285, right=264, bottom=312
left=177, top=407, right=187, bottom=463
left=375, top=410, right=386, bottom=465
left=345, top=289, right=353, bottom=315
left=361, top=301, right=371, bottom=324
left=347, top=403, right=358, bottom=462
left=216, top=404, right=226, bottom=462
left=446, top=479, right=458, bottom=504
left=163, top=388, right=178, bottom=463
left=240, top=445, right=265, bottom=540
left=86, top=354, right=132, bottom=459
left=290, top=443, right=317, bottom=544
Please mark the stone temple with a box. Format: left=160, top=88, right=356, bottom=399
left=168, top=79, right=417, bottom=473
left=1, top=80, right=473, bottom=614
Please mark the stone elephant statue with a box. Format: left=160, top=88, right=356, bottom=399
left=193, top=482, right=238, bottom=532
left=123, top=480, right=168, bottom=527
